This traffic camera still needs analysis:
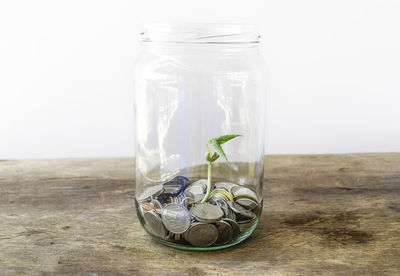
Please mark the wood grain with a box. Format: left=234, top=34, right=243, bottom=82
left=0, top=154, right=399, bottom=275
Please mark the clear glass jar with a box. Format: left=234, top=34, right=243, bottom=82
left=134, top=23, right=267, bottom=250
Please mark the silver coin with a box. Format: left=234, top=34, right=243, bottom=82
left=239, top=218, right=256, bottom=232
left=163, top=184, right=181, bottom=195
left=231, top=185, right=258, bottom=201
left=235, top=198, right=260, bottom=214
left=193, top=193, right=205, bottom=202
left=185, top=180, right=207, bottom=198
left=167, top=231, right=174, bottom=240
left=184, top=222, right=219, bottom=247
left=227, top=201, right=256, bottom=220
left=222, top=218, right=241, bottom=239
left=137, top=184, right=164, bottom=202
left=227, top=207, right=236, bottom=221
left=163, top=176, right=189, bottom=196
left=169, top=194, right=181, bottom=204
left=136, top=201, right=146, bottom=225
left=208, top=195, right=230, bottom=218
left=214, top=221, right=234, bottom=245
left=214, top=181, right=238, bottom=191
left=161, top=203, right=191, bottom=234
left=186, top=180, right=207, bottom=192
left=166, top=231, right=182, bottom=241
left=168, top=193, right=182, bottom=204
left=190, top=203, right=224, bottom=222
left=180, top=191, right=195, bottom=206
left=169, top=193, right=190, bottom=205
left=238, top=218, right=254, bottom=224
left=143, top=211, right=166, bottom=238
left=190, top=179, right=208, bottom=190
left=150, top=199, right=163, bottom=214
left=136, top=200, right=144, bottom=215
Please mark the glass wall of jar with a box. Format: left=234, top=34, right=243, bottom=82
left=134, top=23, right=267, bottom=250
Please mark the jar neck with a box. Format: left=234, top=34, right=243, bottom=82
left=141, top=42, right=260, bottom=56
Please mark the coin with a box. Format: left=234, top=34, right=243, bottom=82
left=208, top=194, right=230, bottom=218
left=143, top=211, right=166, bottom=238
left=239, top=218, right=256, bottom=232
left=227, top=207, right=236, bottom=221
left=180, top=191, right=195, bottom=206
left=190, top=203, right=224, bottom=222
left=168, top=191, right=194, bottom=206
left=167, top=231, right=174, bottom=240
left=136, top=200, right=146, bottom=225
left=227, top=201, right=256, bottom=220
left=163, top=176, right=189, bottom=196
left=168, top=194, right=181, bottom=204
left=233, top=193, right=258, bottom=202
left=237, top=217, right=254, bottom=224
left=184, top=222, right=219, bottom=247
left=214, top=181, right=238, bottom=191
left=150, top=199, right=163, bottom=214
left=137, top=184, right=164, bottom=202
left=187, top=179, right=207, bottom=192
left=210, top=189, right=234, bottom=202
left=156, top=192, right=173, bottom=205
left=208, top=190, right=230, bottom=203
left=161, top=203, right=191, bottom=234
left=235, top=198, right=260, bottom=214
left=222, top=218, right=241, bottom=239
left=142, top=202, right=157, bottom=212
left=231, top=186, right=258, bottom=202
left=193, top=193, right=205, bottom=202
left=185, top=179, right=207, bottom=200
left=214, top=220, right=234, bottom=245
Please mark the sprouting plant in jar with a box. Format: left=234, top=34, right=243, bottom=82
left=201, top=134, right=242, bottom=203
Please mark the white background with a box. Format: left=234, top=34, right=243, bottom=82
left=1, top=0, right=399, bottom=159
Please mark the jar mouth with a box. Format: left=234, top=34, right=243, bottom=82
left=141, top=23, right=261, bottom=44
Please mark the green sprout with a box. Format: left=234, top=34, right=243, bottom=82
left=201, top=134, right=242, bottom=203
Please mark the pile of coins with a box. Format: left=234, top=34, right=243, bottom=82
left=136, top=176, right=260, bottom=247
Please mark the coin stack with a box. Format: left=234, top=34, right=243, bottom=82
left=137, top=176, right=260, bottom=247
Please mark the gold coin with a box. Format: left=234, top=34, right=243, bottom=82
left=233, top=193, right=258, bottom=202
left=210, top=189, right=234, bottom=202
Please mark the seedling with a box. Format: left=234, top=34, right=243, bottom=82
left=201, top=134, right=242, bottom=203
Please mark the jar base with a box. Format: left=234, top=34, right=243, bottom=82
left=144, top=216, right=259, bottom=251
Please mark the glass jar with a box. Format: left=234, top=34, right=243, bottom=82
left=134, top=23, right=267, bottom=250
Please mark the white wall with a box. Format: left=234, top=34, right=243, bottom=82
left=0, top=0, right=399, bottom=159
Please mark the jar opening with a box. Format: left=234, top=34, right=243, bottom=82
left=141, top=23, right=260, bottom=44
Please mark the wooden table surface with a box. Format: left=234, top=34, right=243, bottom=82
left=0, top=154, right=399, bottom=275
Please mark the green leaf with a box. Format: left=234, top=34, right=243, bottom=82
left=202, top=133, right=242, bottom=203
left=214, top=134, right=242, bottom=145
left=210, top=138, right=230, bottom=165
left=206, top=134, right=242, bottom=166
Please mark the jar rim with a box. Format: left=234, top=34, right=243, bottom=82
left=141, top=23, right=261, bottom=44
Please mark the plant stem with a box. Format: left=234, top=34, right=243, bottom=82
left=200, top=134, right=241, bottom=203
left=201, top=160, right=212, bottom=203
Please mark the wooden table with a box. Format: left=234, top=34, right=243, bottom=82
left=1, top=154, right=399, bottom=275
